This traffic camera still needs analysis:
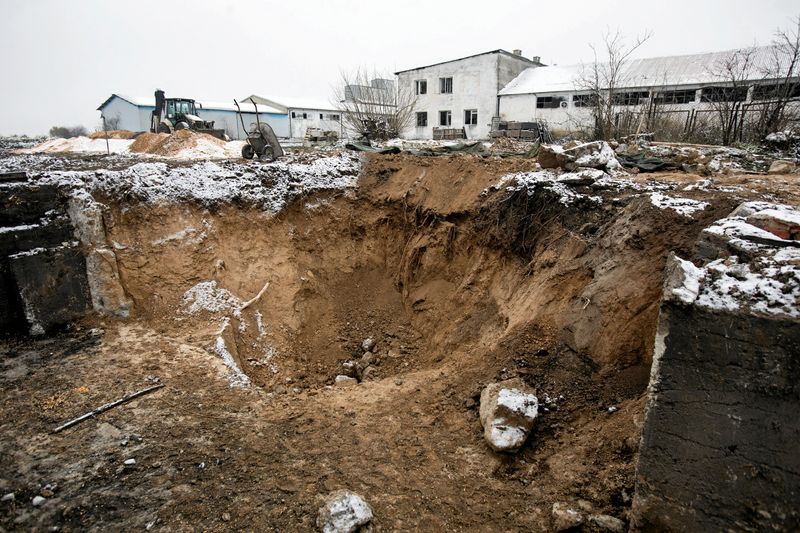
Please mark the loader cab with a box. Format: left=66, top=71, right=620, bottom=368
left=166, top=98, right=198, bottom=121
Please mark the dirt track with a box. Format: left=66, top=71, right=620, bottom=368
left=1, top=154, right=797, bottom=531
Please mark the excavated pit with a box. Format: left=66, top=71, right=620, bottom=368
left=2, top=153, right=760, bottom=531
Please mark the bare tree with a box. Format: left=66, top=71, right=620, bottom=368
left=701, top=46, right=760, bottom=145
left=332, top=68, right=416, bottom=141
left=576, top=29, right=652, bottom=140
left=753, top=15, right=800, bottom=138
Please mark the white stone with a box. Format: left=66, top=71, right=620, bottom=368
left=316, top=490, right=373, bottom=533
left=334, top=375, right=358, bottom=388
left=479, top=378, right=538, bottom=452
left=552, top=502, right=584, bottom=531
left=123, top=458, right=136, bottom=466
left=589, top=514, right=626, bottom=533
left=32, top=495, right=46, bottom=507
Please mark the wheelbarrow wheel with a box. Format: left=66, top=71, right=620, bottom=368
left=241, top=144, right=255, bottom=159
left=260, top=146, right=276, bottom=162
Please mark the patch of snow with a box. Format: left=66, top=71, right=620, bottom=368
left=0, top=223, right=40, bottom=234
left=181, top=281, right=242, bottom=315
left=649, top=192, right=709, bottom=217
left=152, top=227, right=205, bottom=246
left=37, top=152, right=361, bottom=214
left=670, top=257, right=704, bottom=304
left=214, top=327, right=251, bottom=388
left=496, top=388, right=539, bottom=419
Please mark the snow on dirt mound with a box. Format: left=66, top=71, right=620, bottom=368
left=129, top=130, right=240, bottom=159
left=39, top=152, right=361, bottom=213
left=24, top=136, right=134, bottom=154
left=22, top=130, right=244, bottom=159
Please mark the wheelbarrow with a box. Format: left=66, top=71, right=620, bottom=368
left=234, top=99, right=285, bottom=161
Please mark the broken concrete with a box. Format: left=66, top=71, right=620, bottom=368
left=479, top=378, right=539, bottom=452
left=631, top=203, right=800, bottom=531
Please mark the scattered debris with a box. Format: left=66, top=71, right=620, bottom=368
left=123, top=458, right=136, bottom=466
left=588, top=513, right=626, bottom=532
left=31, top=496, right=46, bottom=507
left=52, top=384, right=165, bottom=433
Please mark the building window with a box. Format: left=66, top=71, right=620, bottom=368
left=654, top=89, right=696, bottom=105
left=291, top=111, right=308, bottom=119
left=701, top=86, right=748, bottom=103
left=329, top=114, right=340, bottom=121
left=439, top=77, right=453, bottom=94
left=536, top=96, right=566, bottom=109
left=320, top=113, right=324, bottom=119
left=439, top=110, right=452, bottom=126
left=572, top=94, right=598, bottom=107
left=612, top=91, right=650, bottom=106
left=464, top=109, right=478, bottom=125
left=416, top=112, right=428, bottom=127
left=752, top=83, right=800, bottom=100
left=415, top=80, right=427, bottom=95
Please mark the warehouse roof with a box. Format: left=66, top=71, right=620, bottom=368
left=97, top=94, right=283, bottom=114
left=499, top=45, right=789, bottom=96
left=243, top=95, right=338, bottom=112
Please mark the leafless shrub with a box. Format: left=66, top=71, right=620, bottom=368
left=332, top=68, right=416, bottom=141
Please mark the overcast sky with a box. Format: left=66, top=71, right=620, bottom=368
left=1, top=0, right=797, bottom=135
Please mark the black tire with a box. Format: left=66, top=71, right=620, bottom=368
left=157, top=123, right=171, bottom=134
left=175, top=121, right=189, bottom=130
left=241, top=144, right=255, bottom=159
left=260, top=148, right=275, bottom=162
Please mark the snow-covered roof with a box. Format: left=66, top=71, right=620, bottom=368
left=395, top=49, right=543, bottom=74
left=499, top=45, right=792, bottom=96
left=97, top=94, right=283, bottom=114
left=243, top=94, right=338, bottom=112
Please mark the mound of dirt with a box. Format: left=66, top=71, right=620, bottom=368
left=129, top=129, right=229, bottom=158
left=88, top=130, right=138, bottom=140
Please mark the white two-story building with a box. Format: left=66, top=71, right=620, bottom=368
left=396, top=50, right=544, bottom=140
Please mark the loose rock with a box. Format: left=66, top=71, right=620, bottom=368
left=552, top=502, right=584, bottom=531
left=316, top=490, right=373, bottom=533
left=479, top=378, right=539, bottom=452
left=361, top=338, right=376, bottom=352
left=767, top=160, right=796, bottom=174
left=32, top=495, right=46, bottom=507
left=334, top=375, right=358, bottom=388
left=589, top=514, right=626, bottom=533
left=1, top=493, right=14, bottom=502
left=123, top=458, right=136, bottom=466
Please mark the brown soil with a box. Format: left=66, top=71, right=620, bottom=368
left=88, top=130, right=139, bottom=140
left=128, top=129, right=225, bottom=156
left=1, top=154, right=794, bottom=531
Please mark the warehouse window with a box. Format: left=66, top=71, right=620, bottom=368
left=439, top=77, right=453, bottom=94
left=415, top=80, right=427, bottom=95
left=416, top=112, right=428, bottom=127
left=439, top=110, right=451, bottom=126
left=536, top=96, right=566, bottom=109
left=752, top=83, right=800, bottom=100
left=654, top=89, right=696, bottom=104
left=572, top=94, right=598, bottom=107
left=464, top=109, right=478, bottom=125
left=701, top=86, right=748, bottom=102
left=612, top=91, right=650, bottom=106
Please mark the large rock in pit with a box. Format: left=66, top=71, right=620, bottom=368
left=316, top=490, right=373, bottom=533
left=479, top=378, right=539, bottom=452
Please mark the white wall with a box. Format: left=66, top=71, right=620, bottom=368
left=198, top=109, right=290, bottom=139
left=287, top=109, right=345, bottom=139
left=398, top=52, right=537, bottom=140
left=99, top=98, right=152, bottom=132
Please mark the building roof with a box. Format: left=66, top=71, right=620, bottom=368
left=395, top=49, right=544, bottom=75
left=97, top=94, right=283, bottom=114
left=243, top=95, right=337, bottom=112
left=499, top=45, right=791, bottom=96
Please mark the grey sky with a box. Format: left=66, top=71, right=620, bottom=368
left=1, top=0, right=797, bottom=136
